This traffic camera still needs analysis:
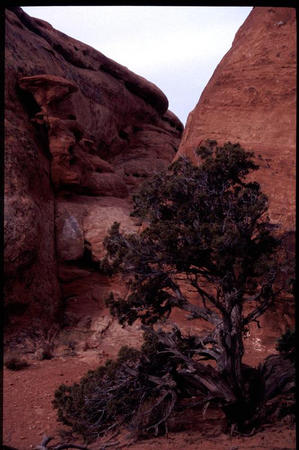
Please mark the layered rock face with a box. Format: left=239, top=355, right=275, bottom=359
left=177, top=7, right=296, bottom=232
left=4, top=7, right=183, bottom=337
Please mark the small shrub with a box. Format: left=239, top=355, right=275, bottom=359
left=4, top=353, right=29, bottom=371
left=34, top=343, right=54, bottom=360
left=52, top=335, right=183, bottom=441
left=52, top=344, right=143, bottom=440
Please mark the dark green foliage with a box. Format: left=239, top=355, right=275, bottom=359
left=276, top=329, right=295, bottom=362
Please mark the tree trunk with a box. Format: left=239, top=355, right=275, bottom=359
left=214, top=302, right=263, bottom=432
left=217, top=303, right=244, bottom=396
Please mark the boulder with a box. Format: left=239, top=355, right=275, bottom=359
left=83, top=201, right=138, bottom=262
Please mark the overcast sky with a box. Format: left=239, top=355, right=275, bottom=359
left=22, top=6, right=253, bottom=125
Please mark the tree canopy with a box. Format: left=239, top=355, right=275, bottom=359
left=104, top=141, right=279, bottom=334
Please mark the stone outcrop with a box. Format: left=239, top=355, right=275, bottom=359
left=4, top=7, right=183, bottom=337
left=5, top=6, right=295, bottom=357
left=176, top=7, right=296, bottom=232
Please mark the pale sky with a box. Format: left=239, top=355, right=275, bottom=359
left=22, top=6, right=253, bottom=125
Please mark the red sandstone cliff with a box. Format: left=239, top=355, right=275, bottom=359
left=176, top=7, right=296, bottom=232
left=4, top=7, right=183, bottom=340
left=5, top=7, right=295, bottom=354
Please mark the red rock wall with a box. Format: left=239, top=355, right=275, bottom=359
left=4, top=7, right=183, bottom=336
left=177, top=7, right=296, bottom=232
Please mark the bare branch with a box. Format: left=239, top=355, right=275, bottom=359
left=179, top=298, right=221, bottom=325
left=146, top=391, right=177, bottom=436
left=188, top=274, right=226, bottom=314
left=244, top=293, right=275, bottom=325
left=166, top=278, right=221, bottom=325
left=35, top=435, right=54, bottom=450
left=35, top=436, right=89, bottom=450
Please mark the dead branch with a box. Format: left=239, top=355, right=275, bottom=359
left=53, top=445, right=89, bottom=450
left=166, top=278, right=222, bottom=325
left=99, top=442, right=120, bottom=449
left=260, top=354, right=295, bottom=401
left=141, top=325, right=235, bottom=403
left=35, top=435, right=54, bottom=449
left=146, top=391, right=177, bottom=436
left=35, top=435, right=89, bottom=450
left=244, top=294, right=274, bottom=325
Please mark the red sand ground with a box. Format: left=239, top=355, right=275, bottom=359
left=3, top=350, right=295, bottom=450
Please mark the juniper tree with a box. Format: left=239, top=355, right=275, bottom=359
left=53, top=141, right=294, bottom=440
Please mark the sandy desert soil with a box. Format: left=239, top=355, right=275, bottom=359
left=3, top=349, right=295, bottom=450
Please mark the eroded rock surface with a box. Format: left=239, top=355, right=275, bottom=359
left=4, top=6, right=182, bottom=338
left=176, top=7, right=296, bottom=231
left=5, top=6, right=294, bottom=357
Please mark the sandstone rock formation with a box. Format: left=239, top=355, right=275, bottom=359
left=4, top=7, right=183, bottom=338
left=177, top=7, right=296, bottom=232
left=5, top=6, right=295, bottom=357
